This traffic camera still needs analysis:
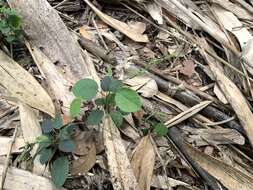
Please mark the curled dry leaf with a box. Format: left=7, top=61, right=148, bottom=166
left=79, top=26, right=96, bottom=42
left=185, top=144, right=253, bottom=190
left=0, top=51, right=55, bottom=116
left=83, top=0, right=149, bottom=42
left=125, top=76, right=158, bottom=98
left=70, top=142, right=96, bottom=175
left=131, top=135, right=156, bottom=190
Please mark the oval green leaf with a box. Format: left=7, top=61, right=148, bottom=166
left=51, top=156, right=69, bottom=187
left=154, top=123, right=168, bottom=137
left=58, top=139, right=75, bottom=153
left=115, top=88, right=142, bottom=113
left=39, top=148, right=53, bottom=164
left=72, top=79, right=98, bottom=101
left=101, top=76, right=123, bottom=92
left=70, top=98, right=82, bottom=118
left=87, top=110, right=104, bottom=125
left=110, top=111, right=123, bottom=128
left=54, top=113, right=63, bottom=129
left=41, top=119, right=53, bottom=134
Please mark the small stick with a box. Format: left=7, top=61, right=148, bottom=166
left=0, top=126, right=18, bottom=190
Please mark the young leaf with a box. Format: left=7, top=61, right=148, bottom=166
left=101, top=76, right=123, bottom=92
left=7, top=14, right=21, bottom=28
left=70, top=98, right=82, bottom=118
left=36, top=135, right=52, bottom=148
left=41, top=119, right=53, bottom=134
left=58, top=139, right=75, bottom=153
left=39, top=148, right=53, bottom=164
left=154, top=123, right=168, bottom=137
left=54, top=113, right=63, bottom=129
left=51, top=156, right=69, bottom=187
left=110, top=111, right=123, bottom=128
left=95, top=98, right=105, bottom=106
left=115, top=88, right=142, bottom=113
left=72, top=79, right=98, bottom=101
left=87, top=110, right=104, bottom=125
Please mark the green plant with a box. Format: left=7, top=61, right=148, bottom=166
left=36, top=114, right=75, bottom=187
left=0, top=2, right=22, bottom=42
left=70, top=76, right=142, bottom=128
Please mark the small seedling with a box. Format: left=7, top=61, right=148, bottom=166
left=0, top=3, right=22, bottom=43
left=70, top=76, right=142, bottom=128
left=35, top=114, right=75, bottom=187
left=153, top=123, right=168, bottom=137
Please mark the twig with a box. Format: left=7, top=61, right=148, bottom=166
left=0, top=126, right=18, bottom=189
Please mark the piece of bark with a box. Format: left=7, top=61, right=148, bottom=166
left=8, top=0, right=93, bottom=114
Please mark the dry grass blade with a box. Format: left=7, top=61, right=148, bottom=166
left=131, top=135, right=155, bottom=190
left=103, top=115, right=140, bottom=190
left=83, top=0, right=149, bottom=42
left=0, top=51, right=55, bottom=116
left=185, top=144, right=253, bottom=190
left=164, top=101, right=212, bottom=127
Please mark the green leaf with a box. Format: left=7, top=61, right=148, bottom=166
left=58, top=139, right=75, bottom=153
left=72, top=79, right=98, bottom=101
left=51, top=156, right=69, bottom=187
left=115, top=88, right=142, bottom=113
left=154, top=123, right=168, bottom=137
left=95, top=98, right=105, bottom=106
left=59, top=125, right=75, bottom=140
left=39, top=148, right=53, bottom=164
left=54, top=113, right=63, bottom=129
left=7, top=14, right=21, bottom=28
left=101, top=76, right=123, bottom=92
left=36, top=135, right=52, bottom=148
left=70, top=98, right=82, bottom=118
left=106, top=94, right=116, bottom=105
left=87, top=110, right=104, bottom=125
left=41, top=119, right=53, bottom=134
left=110, top=111, right=123, bottom=128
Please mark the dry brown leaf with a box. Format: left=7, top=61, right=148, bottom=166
left=79, top=26, right=96, bottom=41
left=70, top=142, right=96, bottom=175
left=103, top=115, right=139, bottom=190
left=19, top=103, right=47, bottom=175
left=185, top=144, right=253, bottom=190
left=0, top=137, right=25, bottom=156
left=131, top=135, right=155, bottom=190
left=83, top=0, right=149, bottom=42
left=0, top=165, right=64, bottom=190
left=179, top=60, right=195, bottom=77
left=127, top=21, right=147, bottom=34
left=144, top=2, right=163, bottom=24
left=183, top=126, right=245, bottom=146
left=213, top=84, right=228, bottom=104
left=164, top=101, right=212, bottom=127
left=0, top=51, right=55, bottom=116
left=151, top=175, right=190, bottom=189
left=200, top=38, right=253, bottom=146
